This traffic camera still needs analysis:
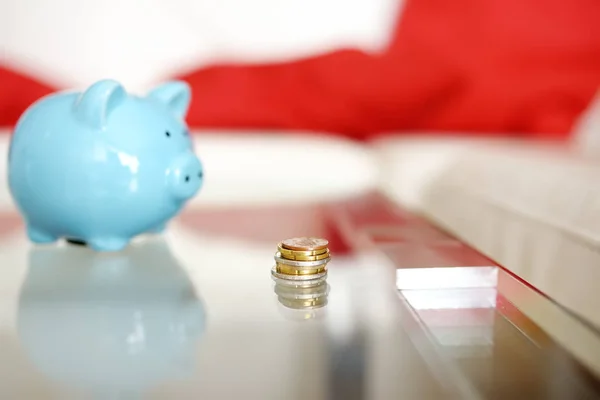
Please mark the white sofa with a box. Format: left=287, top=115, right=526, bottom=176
left=377, top=135, right=600, bottom=332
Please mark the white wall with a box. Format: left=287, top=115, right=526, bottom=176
left=2, top=0, right=402, bottom=92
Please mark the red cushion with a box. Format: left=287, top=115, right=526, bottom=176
left=178, top=0, right=600, bottom=140
left=0, top=67, right=56, bottom=128
left=2, top=0, right=599, bottom=141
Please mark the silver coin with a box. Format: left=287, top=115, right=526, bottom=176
left=274, top=253, right=331, bottom=268
left=271, top=266, right=328, bottom=281
left=271, top=275, right=328, bottom=288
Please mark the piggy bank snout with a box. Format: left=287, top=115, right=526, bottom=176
left=169, top=153, right=203, bottom=201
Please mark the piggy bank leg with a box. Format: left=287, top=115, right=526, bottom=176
left=26, top=226, right=58, bottom=244
left=88, top=237, right=129, bottom=252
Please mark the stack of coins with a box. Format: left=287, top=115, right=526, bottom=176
left=271, top=237, right=331, bottom=289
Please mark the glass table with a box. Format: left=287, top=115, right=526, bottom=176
left=0, top=193, right=598, bottom=399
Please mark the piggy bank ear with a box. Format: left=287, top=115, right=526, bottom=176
left=147, top=81, right=191, bottom=119
left=74, top=79, right=126, bottom=129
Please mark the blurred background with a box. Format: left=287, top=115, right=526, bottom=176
left=1, top=0, right=600, bottom=208
left=3, top=0, right=599, bottom=137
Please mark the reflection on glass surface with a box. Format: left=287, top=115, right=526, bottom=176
left=16, top=238, right=205, bottom=399
left=399, top=284, right=600, bottom=398
left=274, top=280, right=330, bottom=321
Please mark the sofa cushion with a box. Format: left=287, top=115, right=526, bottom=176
left=381, top=138, right=600, bottom=331
left=0, top=130, right=379, bottom=212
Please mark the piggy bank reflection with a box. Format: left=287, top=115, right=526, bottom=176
left=8, top=79, right=204, bottom=252
left=17, top=238, right=205, bottom=397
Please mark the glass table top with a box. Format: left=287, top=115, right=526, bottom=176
left=0, top=193, right=598, bottom=399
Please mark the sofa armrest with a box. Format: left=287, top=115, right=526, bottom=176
left=377, top=136, right=600, bottom=331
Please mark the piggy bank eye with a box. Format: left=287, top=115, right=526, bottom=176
left=165, top=130, right=171, bottom=138
left=183, top=129, right=189, bottom=136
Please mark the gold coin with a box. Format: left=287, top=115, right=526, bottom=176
left=279, top=250, right=330, bottom=262
left=277, top=244, right=328, bottom=257
left=276, top=263, right=327, bottom=276
left=281, top=237, right=329, bottom=251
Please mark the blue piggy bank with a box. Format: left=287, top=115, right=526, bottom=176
left=8, top=79, right=203, bottom=252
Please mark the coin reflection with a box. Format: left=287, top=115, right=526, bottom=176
left=274, top=280, right=329, bottom=320
left=16, top=238, right=205, bottom=398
